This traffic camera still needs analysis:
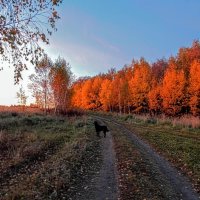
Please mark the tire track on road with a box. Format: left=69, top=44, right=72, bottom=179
left=74, top=119, right=119, bottom=200
left=95, top=115, right=199, bottom=200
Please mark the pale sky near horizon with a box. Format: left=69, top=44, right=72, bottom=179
left=1, top=0, right=200, bottom=105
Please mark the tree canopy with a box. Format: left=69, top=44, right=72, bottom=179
left=0, top=0, right=62, bottom=83
left=71, top=41, right=200, bottom=116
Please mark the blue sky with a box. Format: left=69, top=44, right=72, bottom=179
left=47, top=0, right=200, bottom=76
left=1, top=0, right=200, bottom=105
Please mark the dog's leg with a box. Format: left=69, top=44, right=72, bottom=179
left=97, top=131, right=100, bottom=137
left=103, top=130, right=106, bottom=138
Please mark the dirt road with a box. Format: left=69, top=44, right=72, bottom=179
left=73, top=125, right=118, bottom=200
left=79, top=116, right=199, bottom=200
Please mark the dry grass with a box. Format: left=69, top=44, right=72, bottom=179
left=0, top=130, right=8, bottom=142
left=0, top=111, right=100, bottom=199
left=171, top=115, right=200, bottom=129
left=0, top=105, right=41, bottom=114
left=118, top=113, right=200, bottom=129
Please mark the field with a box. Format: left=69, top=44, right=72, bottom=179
left=0, top=111, right=199, bottom=199
left=0, top=112, right=101, bottom=199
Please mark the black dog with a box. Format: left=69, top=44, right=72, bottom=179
left=94, top=121, right=109, bottom=138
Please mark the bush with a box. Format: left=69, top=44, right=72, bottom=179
left=11, top=112, right=18, bottom=117
left=22, top=118, right=35, bottom=126
left=66, top=109, right=85, bottom=117
left=0, top=118, right=19, bottom=130
left=123, top=114, right=133, bottom=121
left=146, top=118, right=157, bottom=124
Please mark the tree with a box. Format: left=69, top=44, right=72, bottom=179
left=107, top=76, right=120, bottom=112
left=69, top=40, right=200, bottom=116
left=148, top=85, right=162, bottom=114
left=177, top=40, right=200, bottom=77
left=129, top=58, right=152, bottom=113
left=71, top=80, right=83, bottom=108
left=152, top=59, right=168, bottom=83
left=111, top=73, right=130, bottom=114
left=0, top=0, right=62, bottom=83
left=16, top=85, right=28, bottom=106
left=81, top=79, right=93, bottom=109
left=50, top=57, right=73, bottom=113
left=160, top=59, right=186, bottom=115
left=71, top=77, right=91, bottom=109
left=90, top=77, right=102, bottom=110
left=28, top=55, right=53, bottom=114
left=99, top=79, right=112, bottom=111
left=189, top=60, right=200, bottom=115
left=148, top=59, right=167, bottom=114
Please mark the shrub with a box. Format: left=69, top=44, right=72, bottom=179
left=66, top=109, right=85, bottom=117
left=11, top=112, right=18, bottom=117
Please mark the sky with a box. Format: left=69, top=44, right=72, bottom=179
left=1, top=0, right=200, bottom=105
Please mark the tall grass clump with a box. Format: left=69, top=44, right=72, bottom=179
left=171, top=115, right=200, bottom=129
left=120, top=113, right=200, bottom=129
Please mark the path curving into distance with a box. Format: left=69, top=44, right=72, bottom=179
left=94, top=115, right=199, bottom=200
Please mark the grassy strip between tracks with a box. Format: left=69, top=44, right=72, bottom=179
left=111, top=124, right=169, bottom=200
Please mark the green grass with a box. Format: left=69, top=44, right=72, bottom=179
left=0, top=113, right=88, bottom=142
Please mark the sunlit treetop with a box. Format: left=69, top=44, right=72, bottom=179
left=0, top=0, right=62, bottom=83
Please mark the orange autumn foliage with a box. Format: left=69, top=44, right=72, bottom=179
left=50, top=58, right=72, bottom=112
left=129, top=59, right=152, bottom=113
left=71, top=80, right=83, bottom=108
left=148, top=85, right=162, bottom=114
left=81, top=79, right=94, bottom=109
left=189, top=60, right=200, bottom=115
left=160, top=60, right=186, bottom=115
left=99, top=79, right=112, bottom=111
left=71, top=41, right=200, bottom=116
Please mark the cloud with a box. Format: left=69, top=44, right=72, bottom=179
left=90, top=34, right=120, bottom=53
left=46, top=40, right=123, bottom=76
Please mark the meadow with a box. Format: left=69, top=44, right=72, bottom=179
left=0, top=111, right=100, bottom=199
left=0, top=109, right=199, bottom=198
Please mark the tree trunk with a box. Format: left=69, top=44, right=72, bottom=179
left=118, top=91, right=122, bottom=115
